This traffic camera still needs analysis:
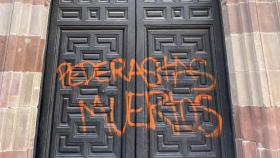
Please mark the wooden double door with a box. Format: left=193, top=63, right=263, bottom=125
left=36, top=0, right=235, bottom=157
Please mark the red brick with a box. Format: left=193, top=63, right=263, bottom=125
left=27, top=148, right=34, bottom=158
left=14, top=0, right=48, bottom=5
left=223, top=2, right=280, bottom=34
left=243, top=141, right=257, bottom=158
left=257, top=3, right=280, bottom=32
left=1, top=109, right=16, bottom=150
left=0, top=150, right=28, bottom=158
left=234, top=106, right=280, bottom=149
left=9, top=72, right=22, bottom=96
left=0, top=72, right=12, bottom=108
left=0, top=0, right=13, bottom=3
left=258, top=148, right=279, bottom=158
left=235, top=139, right=244, bottom=158
left=12, top=108, right=31, bottom=150
left=4, top=36, right=45, bottom=72
left=0, top=36, right=7, bottom=72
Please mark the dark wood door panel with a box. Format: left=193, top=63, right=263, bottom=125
left=36, top=0, right=136, bottom=157
left=36, top=0, right=234, bottom=157
left=50, top=28, right=125, bottom=158
left=135, top=0, right=234, bottom=157
left=146, top=28, right=220, bottom=158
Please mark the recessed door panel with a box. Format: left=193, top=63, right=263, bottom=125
left=145, top=28, right=219, bottom=157
left=135, top=0, right=234, bottom=157
left=37, top=0, right=136, bottom=157
left=50, top=29, right=126, bottom=157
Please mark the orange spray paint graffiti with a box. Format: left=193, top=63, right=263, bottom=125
left=57, top=55, right=222, bottom=138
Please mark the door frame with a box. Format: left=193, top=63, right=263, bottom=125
left=34, top=0, right=236, bottom=157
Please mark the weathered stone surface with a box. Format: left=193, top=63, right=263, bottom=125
left=234, top=106, right=280, bottom=149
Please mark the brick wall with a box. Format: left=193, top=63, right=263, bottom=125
left=221, top=0, right=280, bottom=157
left=0, top=0, right=50, bottom=157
